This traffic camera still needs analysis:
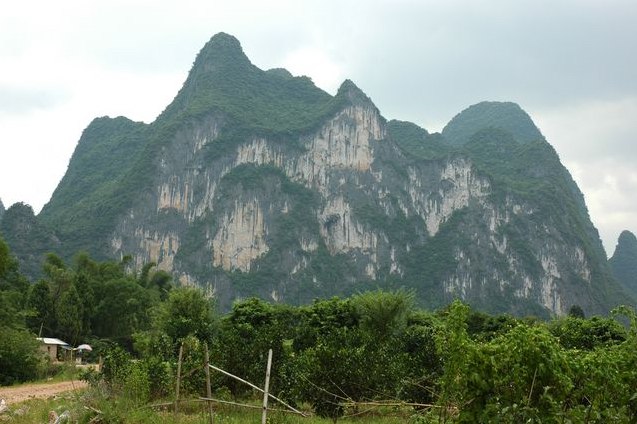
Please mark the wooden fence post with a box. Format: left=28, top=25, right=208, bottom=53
left=175, top=342, right=184, bottom=414
left=207, top=363, right=305, bottom=416
left=204, top=343, right=214, bottom=424
left=261, top=349, right=273, bottom=424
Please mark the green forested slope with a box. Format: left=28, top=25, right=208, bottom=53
left=610, top=230, right=637, bottom=298
left=442, top=101, right=544, bottom=145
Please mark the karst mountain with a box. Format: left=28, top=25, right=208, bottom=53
left=1, top=33, right=631, bottom=315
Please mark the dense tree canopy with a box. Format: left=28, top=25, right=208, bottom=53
left=2, top=234, right=637, bottom=423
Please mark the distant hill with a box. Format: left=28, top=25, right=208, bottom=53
left=0, top=203, right=60, bottom=280
left=609, top=230, right=637, bottom=300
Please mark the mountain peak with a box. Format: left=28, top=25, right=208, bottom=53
left=157, top=32, right=256, bottom=120
left=208, top=32, right=241, bottom=47
left=266, top=68, right=293, bottom=79
left=609, top=230, right=637, bottom=298
left=337, top=79, right=375, bottom=107
left=193, top=32, right=252, bottom=73
left=442, top=101, right=543, bottom=145
left=0, top=198, right=5, bottom=221
left=617, top=230, right=637, bottom=246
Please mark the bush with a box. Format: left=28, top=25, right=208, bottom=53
left=101, top=345, right=132, bottom=391
left=142, top=355, right=174, bottom=399
left=123, top=361, right=151, bottom=406
left=0, top=327, right=45, bottom=385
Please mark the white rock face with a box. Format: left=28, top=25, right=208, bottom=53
left=389, top=247, right=402, bottom=275
left=444, top=249, right=473, bottom=297
left=300, top=105, right=383, bottom=176
left=118, top=103, right=388, bottom=276
left=212, top=199, right=269, bottom=271
left=539, top=253, right=564, bottom=314
left=408, top=158, right=490, bottom=236
left=573, top=247, right=591, bottom=282
left=106, top=95, right=603, bottom=316
left=124, top=102, right=495, bottom=290
left=157, top=177, right=191, bottom=213
left=236, top=138, right=285, bottom=168
left=233, top=105, right=384, bottom=193
left=134, top=228, right=180, bottom=271
left=319, top=196, right=378, bottom=256
left=193, top=176, right=217, bottom=221
left=300, top=237, right=319, bottom=252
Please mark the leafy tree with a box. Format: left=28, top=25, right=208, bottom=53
left=0, top=327, right=45, bottom=385
left=74, top=272, right=95, bottom=338
left=154, top=286, right=215, bottom=346
left=549, top=315, right=626, bottom=350
left=292, top=291, right=423, bottom=420
left=213, top=298, right=291, bottom=397
left=293, top=297, right=359, bottom=352
left=0, top=236, right=29, bottom=327
left=42, top=253, right=73, bottom=306
left=26, top=280, right=55, bottom=335
left=56, top=282, right=84, bottom=344
left=568, top=304, right=586, bottom=319
left=351, top=288, right=414, bottom=340
left=466, top=309, right=518, bottom=341
left=465, top=325, right=572, bottom=422
left=93, top=277, right=152, bottom=348
left=148, top=270, right=173, bottom=301
left=399, top=311, right=443, bottom=404
left=0, top=236, right=45, bottom=386
left=435, top=300, right=473, bottom=421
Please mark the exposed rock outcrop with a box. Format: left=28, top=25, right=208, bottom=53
left=30, top=33, right=628, bottom=315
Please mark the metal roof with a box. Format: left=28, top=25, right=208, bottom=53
left=36, top=337, right=69, bottom=346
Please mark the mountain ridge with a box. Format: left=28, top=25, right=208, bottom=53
left=4, top=33, right=630, bottom=316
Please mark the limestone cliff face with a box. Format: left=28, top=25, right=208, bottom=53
left=440, top=198, right=594, bottom=316
left=212, top=198, right=268, bottom=271
left=109, top=97, right=390, bottom=301
left=107, top=93, right=610, bottom=315
left=407, top=158, right=490, bottom=236
left=38, top=33, right=628, bottom=315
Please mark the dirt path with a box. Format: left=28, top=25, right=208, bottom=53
left=0, top=380, right=88, bottom=405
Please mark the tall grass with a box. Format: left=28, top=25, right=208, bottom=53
left=2, top=388, right=430, bottom=423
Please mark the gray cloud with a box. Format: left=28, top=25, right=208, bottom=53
left=0, top=86, right=69, bottom=115
left=331, top=1, right=637, bottom=129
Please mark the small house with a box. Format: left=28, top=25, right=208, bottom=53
left=36, top=337, right=69, bottom=361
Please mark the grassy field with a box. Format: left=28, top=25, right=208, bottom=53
left=0, top=389, right=431, bottom=423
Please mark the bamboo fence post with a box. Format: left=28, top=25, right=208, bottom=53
left=204, top=343, right=214, bottom=424
left=175, top=342, right=184, bottom=414
left=261, top=349, right=273, bottom=424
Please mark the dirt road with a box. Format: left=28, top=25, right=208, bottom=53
left=0, top=380, right=88, bottom=405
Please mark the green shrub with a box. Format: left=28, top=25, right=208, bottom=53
left=123, top=361, right=151, bottom=406
left=0, top=327, right=45, bottom=385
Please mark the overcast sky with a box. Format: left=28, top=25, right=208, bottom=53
left=0, top=0, right=635, bottom=256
